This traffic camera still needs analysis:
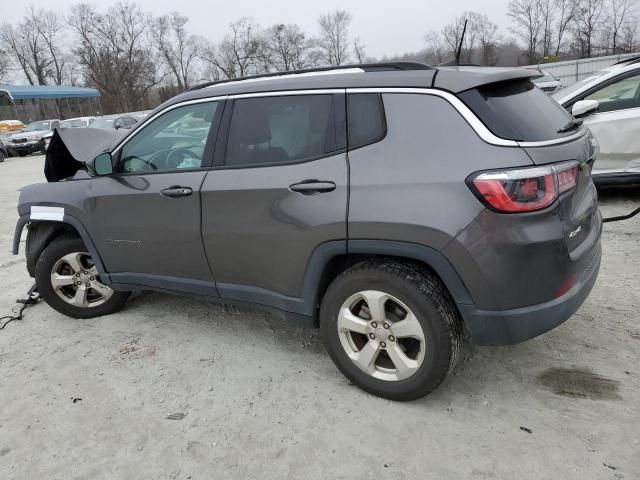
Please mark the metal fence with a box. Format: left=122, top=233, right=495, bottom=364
left=528, top=52, right=640, bottom=87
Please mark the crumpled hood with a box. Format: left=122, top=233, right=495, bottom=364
left=44, top=127, right=125, bottom=182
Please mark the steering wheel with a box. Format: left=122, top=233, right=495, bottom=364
left=165, top=148, right=200, bottom=169
left=120, top=155, right=158, bottom=172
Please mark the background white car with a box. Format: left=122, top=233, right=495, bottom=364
left=43, top=116, right=96, bottom=149
left=553, top=56, right=640, bottom=185
left=532, top=70, right=563, bottom=94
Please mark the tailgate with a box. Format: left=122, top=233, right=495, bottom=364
left=521, top=131, right=601, bottom=258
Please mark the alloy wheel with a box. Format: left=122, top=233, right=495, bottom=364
left=337, top=290, right=426, bottom=381
left=50, top=251, right=114, bottom=308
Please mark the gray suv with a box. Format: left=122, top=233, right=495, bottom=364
left=13, top=63, right=602, bottom=400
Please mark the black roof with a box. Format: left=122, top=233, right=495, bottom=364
left=165, top=62, right=539, bottom=108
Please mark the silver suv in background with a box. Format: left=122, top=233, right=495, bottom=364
left=5, top=119, right=60, bottom=156
left=553, top=56, right=640, bottom=185
left=14, top=63, right=602, bottom=400
left=532, top=70, right=562, bottom=94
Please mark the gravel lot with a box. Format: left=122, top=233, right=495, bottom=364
left=0, top=154, right=639, bottom=480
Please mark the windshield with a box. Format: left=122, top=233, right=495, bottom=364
left=24, top=121, right=50, bottom=132
left=552, top=70, right=610, bottom=101
left=61, top=119, right=87, bottom=128
left=89, top=118, right=115, bottom=129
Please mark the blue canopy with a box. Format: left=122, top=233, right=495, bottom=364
left=0, top=85, right=100, bottom=100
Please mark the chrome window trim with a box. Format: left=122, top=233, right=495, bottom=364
left=348, top=87, right=587, bottom=148
left=114, top=86, right=587, bottom=154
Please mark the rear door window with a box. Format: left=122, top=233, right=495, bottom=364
left=224, top=95, right=337, bottom=167
left=458, top=79, right=575, bottom=142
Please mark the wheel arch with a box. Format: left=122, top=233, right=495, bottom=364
left=14, top=214, right=110, bottom=283
left=307, top=240, right=475, bottom=324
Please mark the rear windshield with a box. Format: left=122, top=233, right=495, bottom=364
left=458, top=79, right=575, bottom=142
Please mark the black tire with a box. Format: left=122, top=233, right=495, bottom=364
left=320, top=260, right=463, bottom=401
left=0, top=150, right=5, bottom=162
left=35, top=235, right=130, bottom=319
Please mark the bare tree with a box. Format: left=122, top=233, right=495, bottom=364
left=605, top=0, right=634, bottom=54
left=573, top=0, right=604, bottom=57
left=265, top=23, right=314, bottom=71
left=554, top=0, right=577, bottom=56
left=353, top=37, right=366, bottom=63
left=69, top=2, right=163, bottom=113
left=317, top=10, right=352, bottom=66
left=28, top=8, right=67, bottom=85
left=0, top=47, right=9, bottom=81
left=619, top=18, right=638, bottom=52
left=424, top=31, right=448, bottom=64
left=474, top=13, right=500, bottom=65
left=201, top=18, right=267, bottom=79
left=508, top=0, right=543, bottom=63
left=0, top=18, right=50, bottom=85
left=153, top=12, right=199, bottom=90
left=442, top=14, right=478, bottom=63
left=538, top=0, right=555, bottom=58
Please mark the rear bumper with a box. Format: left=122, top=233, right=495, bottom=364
left=459, top=241, right=601, bottom=345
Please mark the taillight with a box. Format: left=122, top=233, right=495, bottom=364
left=555, top=162, right=579, bottom=194
left=469, top=161, right=579, bottom=213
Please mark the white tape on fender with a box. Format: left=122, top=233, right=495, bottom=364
left=30, top=206, right=64, bottom=222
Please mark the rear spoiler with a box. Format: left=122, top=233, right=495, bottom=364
left=433, top=67, right=542, bottom=93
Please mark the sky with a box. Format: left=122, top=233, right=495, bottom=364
left=2, top=0, right=512, bottom=59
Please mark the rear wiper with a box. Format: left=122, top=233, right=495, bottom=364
left=557, top=118, right=583, bottom=134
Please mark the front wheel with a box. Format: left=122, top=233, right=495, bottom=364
left=35, top=235, right=130, bottom=318
left=320, top=260, right=463, bottom=401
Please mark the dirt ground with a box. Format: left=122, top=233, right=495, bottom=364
left=0, top=154, right=638, bottom=480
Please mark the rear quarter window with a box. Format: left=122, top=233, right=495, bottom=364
left=347, top=93, right=386, bottom=149
left=458, top=79, right=575, bottom=142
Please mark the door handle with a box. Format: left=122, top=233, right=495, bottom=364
left=289, top=180, right=336, bottom=195
left=161, top=186, right=193, bottom=198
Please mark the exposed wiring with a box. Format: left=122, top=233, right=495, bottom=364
left=603, top=206, right=640, bottom=223
left=0, top=284, right=40, bottom=331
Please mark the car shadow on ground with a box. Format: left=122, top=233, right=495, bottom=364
left=116, top=289, right=595, bottom=405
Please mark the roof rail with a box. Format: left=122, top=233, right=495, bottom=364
left=187, top=62, right=433, bottom=91
left=613, top=55, right=640, bottom=66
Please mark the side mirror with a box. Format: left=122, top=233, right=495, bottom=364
left=91, top=152, right=114, bottom=176
left=572, top=99, right=600, bottom=118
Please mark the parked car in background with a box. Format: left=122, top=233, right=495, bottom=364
left=553, top=56, right=640, bottom=185
left=14, top=63, right=602, bottom=401
left=0, top=120, right=26, bottom=135
left=88, top=115, right=137, bottom=130
left=4, top=119, right=60, bottom=157
left=0, top=138, right=7, bottom=162
left=43, top=117, right=96, bottom=149
left=532, top=70, right=563, bottom=94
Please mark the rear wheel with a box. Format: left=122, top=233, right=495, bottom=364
left=320, top=260, right=462, bottom=401
left=0, top=150, right=5, bottom=162
left=35, top=236, right=129, bottom=318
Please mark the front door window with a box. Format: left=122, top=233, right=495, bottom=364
left=118, top=101, right=220, bottom=173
